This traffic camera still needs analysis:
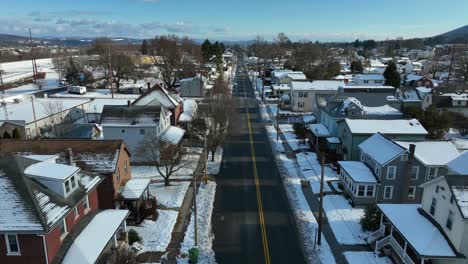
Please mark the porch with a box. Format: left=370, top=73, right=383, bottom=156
left=370, top=204, right=458, bottom=264
left=119, top=179, right=157, bottom=225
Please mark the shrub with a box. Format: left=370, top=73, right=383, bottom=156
left=128, top=229, right=141, bottom=245
left=360, top=204, right=381, bottom=232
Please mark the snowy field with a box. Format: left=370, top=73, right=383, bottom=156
left=207, top=147, right=223, bottom=175
left=1, top=58, right=53, bottom=84
left=344, top=252, right=393, bottom=264
left=179, top=181, right=217, bottom=263
left=132, top=148, right=202, bottom=181
left=265, top=126, right=336, bottom=264
left=149, top=181, right=190, bottom=209
left=296, top=152, right=339, bottom=194
left=279, top=124, right=310, bottom=151
left=323, top=195, right=370, bottom=245
left=131, top=209, right=179, bottom=253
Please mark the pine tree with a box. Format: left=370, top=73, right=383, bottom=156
left=3, top=131, right=11, bottom=139
left=12, top=128, right=21, bottom=139
left=383, top=61, right=401, bottom=88
left=201, top=39, right=212, bottom=62
left=360, top=204, right=381, bottom=232
left=350, top=60, right=364, bottom=73
left=140, top=39, right=149, bottom=55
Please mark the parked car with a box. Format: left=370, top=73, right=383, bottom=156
left=68, top=85, right=87, bottom=95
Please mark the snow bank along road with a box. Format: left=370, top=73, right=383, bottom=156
left=212, top=63, right=306, bottom=264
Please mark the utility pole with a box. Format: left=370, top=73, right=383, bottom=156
left=317, top=154, right=325, bottom=246
left=29, top=28, right=38, bottom=84
left=108, top=46, right=114, bottom=99
left=276, top=99, right=280, bottom=141
left=0, top=63, right=4, bottom=95
left=204, top=137, right=208, bottom=184
left=193, top=156, right=198, bottom=247
left=31, top=96, right=40, bottom=138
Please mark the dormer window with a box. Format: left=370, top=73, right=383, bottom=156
left=71, top=176, right=76, bottom=189
left=64, top=174, right=79, bottom=196
left=65, top=181, right=71, bottom=193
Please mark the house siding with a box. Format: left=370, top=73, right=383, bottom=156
left=0, top=234, right=46, bottom=264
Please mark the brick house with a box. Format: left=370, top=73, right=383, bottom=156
left=0, top=139, right=132, bottom=210
left=0, top=153, right=129, bottom=264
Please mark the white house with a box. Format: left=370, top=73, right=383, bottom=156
left=289, top=80, right=344, bottom=112
left=351, top=74, right=386, bottom=86
left=179, top=76, right=206, bottom=98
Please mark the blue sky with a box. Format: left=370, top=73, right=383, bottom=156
left=1, top=0, right=468, bottom=41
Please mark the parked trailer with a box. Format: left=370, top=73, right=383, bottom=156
left=68, top=86, right=87, bottom=95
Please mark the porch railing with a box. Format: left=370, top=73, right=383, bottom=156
left=375, top=235, right=415, bottom=264
left=370, top=225, right=385, bottom=241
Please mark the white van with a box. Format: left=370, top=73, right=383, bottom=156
left=68, top=86, right=87, bottom=95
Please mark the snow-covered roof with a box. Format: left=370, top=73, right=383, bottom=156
left=52, top=89, right=140, bottom=100
left=292, top=80, right=344, bottom=91
left=302, top=115, right=316, bottom=123
left=345, top=118, right=428, bottom=135
left=339, top=97, right=401, bottom=116
left=342, top=85, right=394, bottom=90
left=160, top=126, right=185, bottom=145
left=271, top=84, right=291, bottom=91
left=405, top=74, right=427, bottom=82
left=25, top=162, right=79, bottom=180
left=0, top=170, right=44, bottom=232
left=100, top=105, right=161, bottom=127
left=359, top=133, right=406, bottom=165
left=378, top=204, right=456, bottom=258
left=447, top=152, right=468, bottom=175
left=354, top=74, right=385, bottom=80
left=338, top=161, right=377, bottom=183
left=416, top=87, right=431, bottom=94
left=22, top=154, right=58, bottom=163
left=85, top=99, right=133, bottom=114
left=62, top=210, right=129, bottom=264
left=133, top=87, right=179, bottom=108
left=326, top=137, right=340, bottom=144
left=179, top=100, right=197, bottom=122
left=395, top=141, right=460, bottom=166
left=121, top=179, right=151, bottom=200
left=0, top=98, right=90, bottom=124
left=286, top=72, right=307, bottom=80
left=308, top=124, right=331, bottom=137
left=33, top=189, right=69, bottom=227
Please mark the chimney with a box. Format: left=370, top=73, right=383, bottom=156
left=127, top=100, right=131, bottom=107
left=409, top=144, right=416, bottom=159
left=344, top=78, right=349, bottom=85
left=147, top=82, right=151, bottom=91
left=66, top=148, right=74, bottom=166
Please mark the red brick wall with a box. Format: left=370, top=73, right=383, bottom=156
left=45, top=187, right=100, bottom=263
left=0, top=234, right=46, bottom=264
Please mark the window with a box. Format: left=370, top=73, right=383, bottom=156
left=74, top=206, right=79, bottom=220
left=70, top=176, right=76, bottom=189
left=386, top=166, right=397, bottom=180
left=140, top=129, right=146, bottom=135
left=58, top=219, right=68, bottom=240
left=375, top=80, right=383, bottom=84
left=427, top=167, right=438, bottom=180
left=65, top=180, right=71, bottom=194
left=366, top=185, right=374, bottom=197
left=297, top=102, right=305, bottom=109
left=375, top=165, right=381, bottom=176
left=384, top=186, right=393, bottom=199
left=363, top=80, right=369, bottom=84
left=450, top=195, right=455, bottom=204
left=446, top=211, right=454, bottom=230
left=408, top=186, right=416, bottom=200
left=4, top=234, right=20, bottom=255
left=357, top=186, right=365, bottom=196
left=116, top=168, right=121, bottom=182
left=83, top=195, right=90, bottom=213
left=410, top=166, right=419, bottom=180
left=124, top=160, right=128, bottom=173
left=430, top=198, right=437, bottom=215
left=401, top=154, right=408, bottom=161
left=121, top=129, right=126, bottom=134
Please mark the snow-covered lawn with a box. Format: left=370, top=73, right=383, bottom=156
left=265, top=126, right=335, bottom=264
left=149, top=181, right=190, bottom=209
left=279, top=124, right=310, bottom=151
left=131, top=209, right=179, bottom=253
left=1, top=58, right=53, bottom=84
left=344, top=252, right=393, bottom=264
left=296, top=152, right=339, bottom=194
left=207, top=147, right=223, bottom=175
left=259, top=104, right=271, bottom=122
left=179, top=181, right=217, bottom=263
left=132, top=148, right=202, bottom=181
left=323, top=195, right=370, bottom=245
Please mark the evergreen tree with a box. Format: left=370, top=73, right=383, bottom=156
left=140, top=39, right=149, bottom=55
left=350, top=60, right=364, bottom=73
left=383, top=61, right=401, bottom=88
left=201, top=39, right=213, bottom=62
left=12, top=128, right=21, bottom=139
left=3, top=131, right=11, bottom=139
left=360, top=204, right=381, bottom=232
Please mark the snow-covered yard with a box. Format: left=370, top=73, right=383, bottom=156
left=149, top=181, right=190, bottom=209
left=179, top=181, right=217, bottom=263
left=344, top=252, right=393, bottom=264
left=259, top=104, right=271, bottom=122
left=132, top=148, right=202, bottom=181
left=207, top=147, right=223, bottom=175
left=296, top=152, right=339, bottom=194
left=131, top=209, right=179, bottom=253
left=279, top=124, right=310, bottom=151
left=265, top=125, right=285, bottom=153
left=1, top=58, right=54, bottom=84
left=323, top=195, right=370, bottom=245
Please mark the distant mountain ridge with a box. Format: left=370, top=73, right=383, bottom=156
left=434, top=25, right=468, bottom=43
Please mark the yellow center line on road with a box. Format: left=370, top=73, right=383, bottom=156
left=246, top=110, right=271, bottom=264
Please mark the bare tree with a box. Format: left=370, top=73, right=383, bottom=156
left=136, top=133, right=187, bottom=186
left=108, top=245, right=137, bottom=264
left=149, top=35, right=190, bottom=89
left=40, top=101, right=73, bottom=137
left=455, top=55, right=468, bottom=85
left=210, top=77, right=230, bottom=97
